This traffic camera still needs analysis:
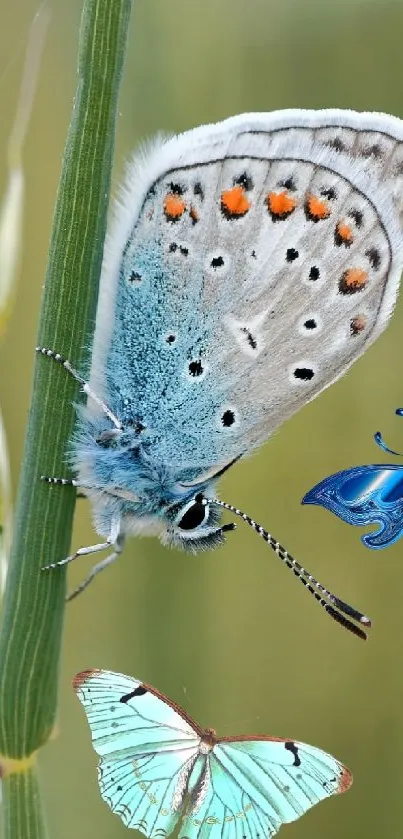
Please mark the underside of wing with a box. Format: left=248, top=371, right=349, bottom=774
left=94, top=111, right=403, bottom=477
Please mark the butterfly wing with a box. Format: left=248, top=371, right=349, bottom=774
left=303, top=463, right=403, bottom=548
left=179, top=736, right=350, bottom=839
left=92, top=110, right=403, bottom=479
left=74, top=670, right=201, bottom=834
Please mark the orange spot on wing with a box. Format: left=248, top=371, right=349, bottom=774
left=221, top=185, right=251, bottom=218
left=339, top=268, right=369, bottom=294
left=267, top=190, right=297, bottom=219
left=335, top=220, right=354, bottom=245
left=305, top=193, right=331, bottom=221
left=163, top=194, right=187, bottom=220
left=189, top=205, right=199, bottom=223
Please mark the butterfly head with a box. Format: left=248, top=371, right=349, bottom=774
left=163, top=492, right=236, bottom=553
left=199, top=727, right=217, bottom=753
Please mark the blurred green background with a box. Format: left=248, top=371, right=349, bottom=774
left=1, top=0, right=403, bottom=837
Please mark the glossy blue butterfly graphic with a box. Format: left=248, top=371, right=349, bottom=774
left=303, top=409, right=403, bottom=548
left=74, top=669, right=352, bottom=838
left=38, top=109, right=403, bottom=640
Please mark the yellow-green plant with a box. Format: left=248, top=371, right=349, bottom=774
left=0, top=1, right=132, bottom=835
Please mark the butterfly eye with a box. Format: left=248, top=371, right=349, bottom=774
left=177, top=496, right=209, bottom=530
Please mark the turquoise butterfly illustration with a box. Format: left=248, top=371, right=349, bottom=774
left=74, top=669, right=352, bottom=837
left=304, top=410, right=403, bottom=548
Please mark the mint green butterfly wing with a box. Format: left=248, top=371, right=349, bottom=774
left=180, top=751, right=282, bottom=839
left=74, top=669, right=201, bottom=833
left=74, top=670, right=352, bottom=837
left=180, top=737, right=351, bottom=839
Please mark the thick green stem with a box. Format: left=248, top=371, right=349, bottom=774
left=2, top=766, right=47, bottom=839
left=0, top=0, right=132, bottom=835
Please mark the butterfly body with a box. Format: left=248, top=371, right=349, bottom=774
left=74, top=669, right=352, bottom=837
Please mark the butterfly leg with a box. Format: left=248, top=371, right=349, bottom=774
left=36, top=346, right=122, bottom=430
left=41, top=476, right=140, bottom=503
left=42, top=516, right=122, bottom=598
left=66, top=534, right=125, bottom=601
left=42, top=538, right=114, bottom=572
left=41, top=475, right=78, bottom=487
left=41, top=475, right=89, bottom=499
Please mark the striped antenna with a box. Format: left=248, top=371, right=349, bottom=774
left=206, top=496, right=371, bottom=641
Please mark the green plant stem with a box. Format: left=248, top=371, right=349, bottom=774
left=0, top=0, right=132, bottom=835
left=2, top=767, right=47, bottom=839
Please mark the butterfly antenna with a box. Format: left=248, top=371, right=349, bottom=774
left=208, top=498, right=371, bottom=641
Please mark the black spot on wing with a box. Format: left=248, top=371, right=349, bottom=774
left=211, top=256, right=224, bottom=268
left=366, top=247, right=381, bottom=269
left=349, top=209, right=363, bottom=228
left=169, top=242, right=188, bottom=256
left=240, top=327, right=257, bottom=349
left=193, top=182, right=204, bottom=199
left=326, top=137, right=345, bottom=152
left=361, top=143, right=382, bottom=159
left=120, top=686, right=148, bottom=703
left=280, top=176, right=297, bottom=191
left=169, top=182, right=184, bottom=195
left=309, top=266, right=320, bottom=281
left=286, top=248, right=299, bottom=262
left=188, top=360, right=203, bottom=377
left=320, top=186, right=337, bottom=200
left=234, top=172, right=254, bottom=191
left=285, top=741, right=301, bottom=767
left=222, top=410, right=235, bottom=427
left=294, top=367, right=314, bottom=381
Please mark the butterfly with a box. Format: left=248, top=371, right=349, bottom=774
left=38, top=109, right=403, bottom=639
left=303, top=409, right=403, bottom=548
left=74, top=668, right=352, bottom=838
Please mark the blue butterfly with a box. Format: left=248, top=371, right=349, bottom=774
left=74, top=669, right=352, bottom=838
left=303, top=410, right=403, bottom=548
left=37, top=108, right=403, bottom=639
